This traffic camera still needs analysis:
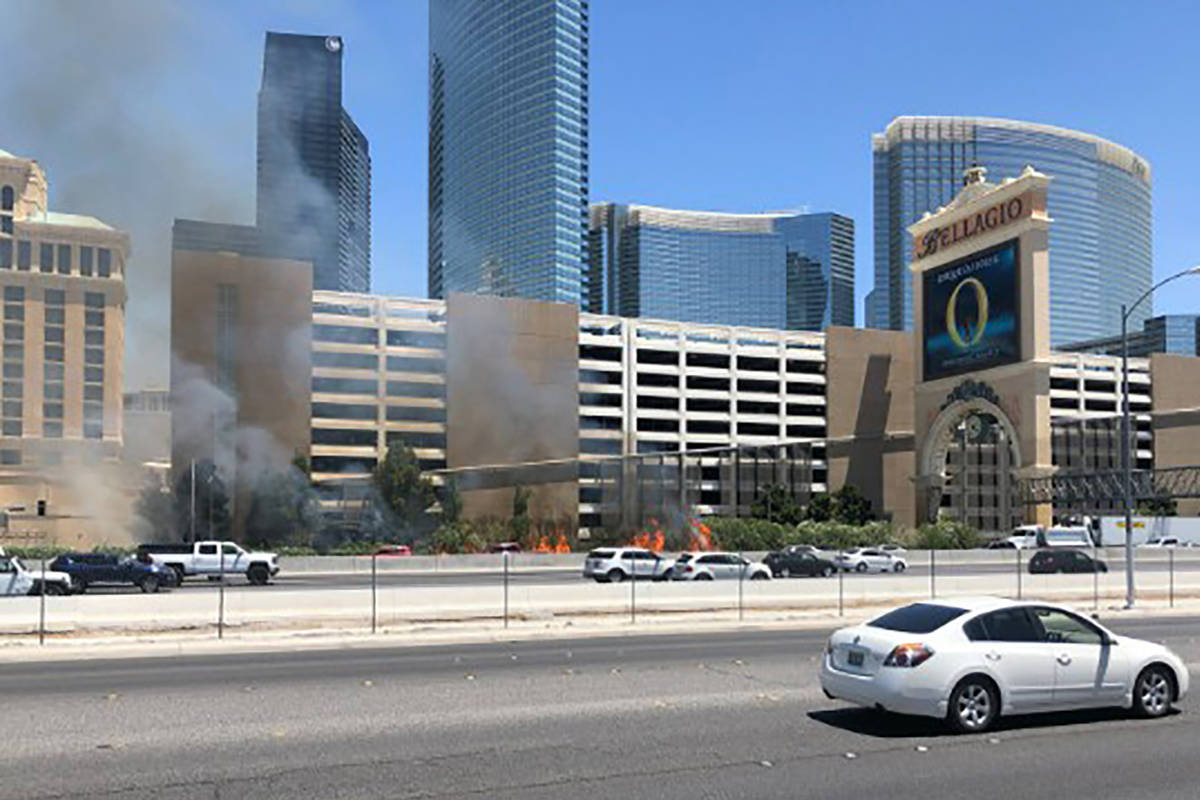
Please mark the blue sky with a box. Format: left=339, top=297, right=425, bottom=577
left=3, top=0, right=1198, bottom=387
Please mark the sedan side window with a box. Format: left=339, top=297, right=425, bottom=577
left=1032, top=608, right=1104, bottom=646
left=979, top=607, right=1041, bottom=641
left=0, top=558, right=13, bottom=573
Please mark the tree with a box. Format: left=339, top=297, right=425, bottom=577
left=372, top=443, right=435, bottom=532
left=133, top=479, right=174, bottom=541
left=1137, top=492, right=1178, bottom=517
left=805, top=493, right=833, bottom=523
left=750, top=484, right=804, bottom=525
left=832, top=485, right=874, bottom=525
left=440, top=478, right=463, bottom=525
left=244, top=466, right=322, bottom=549
left=173, top=461, right=232, bottom=542
left=511, top=484, right=532, bottom=545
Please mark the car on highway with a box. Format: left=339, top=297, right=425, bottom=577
left=489, top=542, right=522, bottom=554
left=670, top=551, right=771, bottom=581
left=983, top=538, right=1017, bottom=550
left=820, top=597, right=1189, bottom=733
left=0, top=553, right=72, bottom=596
left=581, top=547, right=672, bottom=583
left=762, top=545, right=835, bottom=578
left=374, top=544, right=413, bottom=556
left=1140, top=537, right=1181, bottom=549
left=138, top=540, right=280, bottom=585
left=1028, top=549, right=1107, bottom=574
left=49, top=553, right=176, bottom=594
left=834, top=548, right=907, bottom=573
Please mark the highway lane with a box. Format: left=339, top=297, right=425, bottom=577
left=136, top=555, right=1200, bottom=592
left=2, top=615, right=1199, bottom=798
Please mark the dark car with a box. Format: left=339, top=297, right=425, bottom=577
left=49, top=553, right=176, bottom=593
left=762, top=545, right=835, bottom=578
left=1028, top=549, right=1107, bottom=574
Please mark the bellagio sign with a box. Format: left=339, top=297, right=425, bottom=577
left=914, top=192, right=1033, bottom=262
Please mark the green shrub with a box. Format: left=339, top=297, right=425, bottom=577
left=706, top=517, right=789, bottom=552
left=913, top=518, right=981, bottom=550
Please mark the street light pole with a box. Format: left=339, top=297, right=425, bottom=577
left=1121, top=265, right=1200, bottom=608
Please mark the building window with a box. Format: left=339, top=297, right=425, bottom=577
left=57, top=244, right=71, bottom=275
left=80, top=246, right=93, bottom=276
left=1, top=421, right=20, bottom=437
left=0, top=240, right=10, bottom=268
left=39, top=243, right=53, bottom=273
left=17, top=241, right=30, bottom=270
left=84, top=291, right=103, bottom=308
left=1, top=216, right=11, bottom=235
left=43, top=402, right=63, bottom=418
left=83, top=288, right=105, bottom=421
left=97, top=248, right=112, bottom=278
left=0, top=449, right=19, bottom=465
left=42, top=422, right=62, bottom=439
left=0, top=186, right=12, bottom=211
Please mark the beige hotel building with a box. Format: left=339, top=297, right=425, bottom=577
left=0, top=149, right=130, bottom=543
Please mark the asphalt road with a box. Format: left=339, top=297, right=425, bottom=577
left=3, top=616, right=1199, bottom=799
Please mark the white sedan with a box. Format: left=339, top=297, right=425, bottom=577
left=834, top=548, right=907, bottom=573
left=820, top=597, right=1189, bottom=733
left=671, top=552, right=771, bottom=581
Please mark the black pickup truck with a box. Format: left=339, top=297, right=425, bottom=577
left=49, top=553, right=177, bottom=593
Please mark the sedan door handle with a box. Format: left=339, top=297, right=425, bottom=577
left=1057, top=654, right=1072, bottom=666
left=985, top=651, right=1002, bottom=661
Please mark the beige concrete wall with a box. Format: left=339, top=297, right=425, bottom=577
left=1150, top=354, right=1200, bottom=516
left=445, top=294, right=579, bottom=524
left=170, top=249, right=312, bottom=537
left=823, top=326, right=917, bottom=528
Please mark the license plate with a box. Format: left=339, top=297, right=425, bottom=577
left=847, top=650, right=865, bottom=667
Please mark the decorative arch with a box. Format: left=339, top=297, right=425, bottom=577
left=920, top=396, right=1022, bottom=482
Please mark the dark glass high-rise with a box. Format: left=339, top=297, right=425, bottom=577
left=257, top=32, right=371, bottom=293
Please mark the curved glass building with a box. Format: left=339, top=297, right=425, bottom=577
left=869, top=116, right=1152, bottom=346
left=588, top=204, right=854, bottom=331
left=429, top=0, right=589, bottom=305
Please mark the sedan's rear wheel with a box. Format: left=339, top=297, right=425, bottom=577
left=1133, top=665, right=1175, bottom=718
left=855, top=562, right=868, bottom=573
left=893, top=562, right=906, bottom=573
left=695, top=573, right=714, bottom=581
left=821, top=566, right=833, bottom=578
left=780, top=568, right=790, bottom=578
left=947, top=677, right=998, bottom=734
left=749, top=571, right=768, bottom=581
left=139, top=576, right=160, bottom=594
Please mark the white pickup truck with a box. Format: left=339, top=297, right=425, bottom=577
left=137, top=541, right=280, bottom=585
left=0, top=547, right=73, bottom=596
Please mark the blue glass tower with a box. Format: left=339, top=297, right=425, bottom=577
left=588, top=204, right=854, bottom=331
left=257, top=32, right=371, bottom=292
left=871, top=117, right=1152, bottom=346
left=428, top=0, right=589, bottom=304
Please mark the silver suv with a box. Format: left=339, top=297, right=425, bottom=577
left=582, top=548, right=673, bottom=583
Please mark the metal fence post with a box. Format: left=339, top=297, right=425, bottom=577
left=1016, top=546, right=1022, bottom=600
left=1169, top=548, right=1174, bottom=608
left=503, top=551, right=509, bottom=628
left=371, top=553, right=378, bottom=634
left=930, top=549, right=936, bottom=599
left=218, top=546, right=225, bottom=640
left=837, top=548, right=844, bottom=616
left=630, top=557, right=636, bottom=625
left=38, top=553, right=46, bottom=646
left=1092, top=541, right=1099, bottom=610
left=738, top=551, right=744, bottom=622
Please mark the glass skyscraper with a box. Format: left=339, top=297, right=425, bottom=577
left=588, top=204, right=854, bottom=331
left=869, top=116, right=1152, bottom=346
left=257, top=32, right=371, bottom=292
left=1059, top=314, right=1200, bottom=357
left=428, top=0, right=589, bottom=304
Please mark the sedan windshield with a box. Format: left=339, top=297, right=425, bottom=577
left=869, top=603, right=968, bottom=634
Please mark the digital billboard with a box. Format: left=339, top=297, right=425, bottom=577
left=922, top=239, right=1020, bottom=381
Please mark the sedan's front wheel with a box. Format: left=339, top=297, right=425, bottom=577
left=893, top=562, right=906, bottom=573
left=855, top=562, right=868, bottom=573
left=947, top=677, right=998, bottom=734
left=821, top=566, right=833, bottom=578
left=1133, top=665, right=1175, bottom=718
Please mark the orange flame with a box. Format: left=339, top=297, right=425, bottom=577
left=534, top=532, right=572, bottom=553
left=687, top=517, right=713, bottom=551
left=628, top=528, right=666, bottom=552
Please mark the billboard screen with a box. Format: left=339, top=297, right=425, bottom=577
left=922, top=239, right=1020, bottom=381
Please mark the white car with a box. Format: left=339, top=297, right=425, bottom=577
left=1140, top=537, right=1181, bottom=549
left=834, top=548, right=907, bottom=573
left=821, top=597, right=1189, bottom=733
left=581, top=548, right=673, bottom=583
left=0, top=554, right=72, bottom=596
left=671, top=551, right=771, bottom=581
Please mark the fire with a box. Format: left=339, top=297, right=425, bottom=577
left=687, top=518, right=713, bottom=551
left=534, top=533, right=572, bottom=553
left=628, top=528, right=666, bottom=552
